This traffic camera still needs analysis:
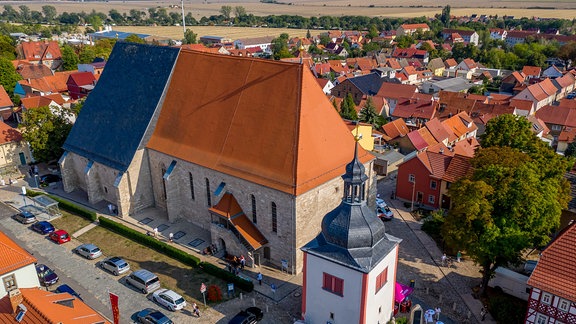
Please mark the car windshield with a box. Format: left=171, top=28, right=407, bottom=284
left=118, top=262, right=128, bottom=268
left=60, top=234, right=69, bottom=239
left=91, top=247, right=100, bottom=253
left=39, top=269, right=54, bottom=277
left=384, top=207, right=391, bottom=212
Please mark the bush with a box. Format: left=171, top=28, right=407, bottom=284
left=26, top=190, right=97, bottom=221
left=98, top=217, right=201, bottom=267
left=206, top=284, right=222, bottom=302
left=200, top=262, right=254, bottom=292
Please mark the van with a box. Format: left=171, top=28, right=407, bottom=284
left=488, top=267, right=531, bottom=301
left=125, top=269, right=160, bottom=294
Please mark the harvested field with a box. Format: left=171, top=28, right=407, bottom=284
left=3, top=0, right=576, bottom=20
left=113, top=25, right=315, bottom=40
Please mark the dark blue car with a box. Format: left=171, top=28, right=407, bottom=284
left=31, top=221, right=55, bottom=234
left=55, top=284, right=83, bottom=301
left=136, top=308, right=173, bottom=324
left=36, top=264, right=59, bottom=287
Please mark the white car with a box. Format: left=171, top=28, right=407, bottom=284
left=152, top=289, right=186, bottom=311
left=376, top=198, right=388, bottom=209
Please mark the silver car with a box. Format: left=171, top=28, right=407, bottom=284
left=100, top=256, right=130, bottom=276
left=74, top=243, right=103, bottom=259
left=14, top=211, right=36, bottom=224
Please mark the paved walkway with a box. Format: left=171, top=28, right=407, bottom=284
left=4, top=166, right=499, bottom=323
left=378, top=172, right=496, bottom=324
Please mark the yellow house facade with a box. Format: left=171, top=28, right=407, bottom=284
left=0, top=122, right=32, bottom=167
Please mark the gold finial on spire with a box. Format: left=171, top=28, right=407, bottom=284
left=353, top=120, right=362, bottom=142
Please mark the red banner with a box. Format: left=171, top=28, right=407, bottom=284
left=109, top=292, right=119, bottom=324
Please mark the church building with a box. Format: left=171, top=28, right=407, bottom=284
left=301, top=139, right=401, bottom=324
left=60, top=43, right=376, bottom=274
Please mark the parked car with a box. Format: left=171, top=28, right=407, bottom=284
left=100, top=256, right=130, bottom=276
left=126, top=269, right=161, bottom=294
left=524, top=260, right=538, bottom=275
left=55, top=284, right=83, bottom=301
left=74, top=243, right=102, bottom=259
left=136, top=308, right=173, bottom=324
left=376, top=198, right=388, bottom=209
left=31, top=221, right=54, bottom=234
left=36, top=264, right=59, bottom=287
left=49, top=230, right=71, bottom=244
left=376, top=206, right=394, bottom=221
left=567, top=92, right=576, bottom=99
left=228, top=307, right=264, bottom=324
left=39, top=174, right=61, bottom=186
left=13, top=211, right=36, bottom=224
left=152, top=289, right=186, bottom=311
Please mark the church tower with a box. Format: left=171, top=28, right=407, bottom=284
left=301, top=136, right=401, bottom=324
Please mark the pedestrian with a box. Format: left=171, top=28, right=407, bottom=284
left=435, top=307, right=441, bottom=321
left=457, top=250, right=462, bottom=263
left=169, top=232, right=174, bottom=242
left=441, top=253, right=447, bottom=266
left=240, top=255, right=245, bottom=269
left=257, top=272, right=263, bottom=285
left=153, top=227, right=158, bottom=238
left=480, top=305, right=487, bottom=321
left=33, top=165, right=38, bottom=175
left=28, top=168, right=33, bottom=177
left=108, top=204, right=114, bottom=214
left=193, top=303, right=200, bottom=317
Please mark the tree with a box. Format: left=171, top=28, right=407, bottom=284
left=440, top=5, right=451, bottom=28
left=19, top=106, right=73, bottom=162
left=124, top=34, right=145, bottom=44
left=339, top=93, right=358, bottom=120
left=358, top=97, right=385, bottom=129
left=220, top=6, right=232, bottom=19
left=271, top=33, right=292, bottom=60
left=78, top=46, right=96, bottom=64
left=443, top=115, right=571, bottom=296
left=0, top=35, right=16, bottom=60
left=61, top=45, right=79, bottom=71
left=19, top=5, right=30, bottom=23
left=42, top=5, right=57, bottom=23
left=183, top=29, right=197, bottom=44
left=564, top=137, right=576, bottom=158
left=233, top=6, right=246, bottom=18
left=0, top=57, right=21, bottom=96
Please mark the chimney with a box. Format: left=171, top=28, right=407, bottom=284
left=439, top=148, right=444, bottom=154
left=9, top=289, right=23, bottom=314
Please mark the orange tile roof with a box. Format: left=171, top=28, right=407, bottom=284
left=0, top=86, right=13, bottom=108
left=0, top=288, right=111, bottom=323
left=527, top=223, right=576, bottom=301
left=526, top=82, right=548, bottom=101
left=444, top=58, right=457, bottom=68
left=382, top=118, right=409, bottom=140
left=522, top=65, right=541, bottom=77
left=509, top=98, right=534, bottom=112
left=18, top=41, right=62, bottom=62
left=0, top=231, right=36, bottom=276
left=400, top=23, right=430, bottom=30
left=0, top=122, right=22, bottom=144
left=535, top=105, right=576, bottom=128
left=417, top=127, right=438, bottom=146
left=21, top=96, right=54, bottom=109
left=209, top=192, right=243, bottom=219
left=376, top=83, right=417, bottom=100
left=425, top=118, right=450, bottom=143
left=147, top=50, right=373, bottom=196
left=538, top=78, right=558, bottom=96
left=418, top=151, right=452, bottom=178
left=17, top=64, right=53, bottom=80
left=442, top=112, right=477, bottom=138
left=442, top=154, right=473, bottom=182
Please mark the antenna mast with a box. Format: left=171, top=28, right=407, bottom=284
left=181, top=0, right=186, bottom=35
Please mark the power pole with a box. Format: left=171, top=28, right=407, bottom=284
left=181, top=0, right=186, bottom=36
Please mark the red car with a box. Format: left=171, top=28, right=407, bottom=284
left=49, top=230, right=71, bottom=244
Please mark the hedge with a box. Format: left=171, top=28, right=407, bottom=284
left=26, top=189, right=98, bottom=222
left=99, top=217, right=201, bottom=268
left=200, top=262, right=254, bottom=292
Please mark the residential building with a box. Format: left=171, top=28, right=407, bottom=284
left=331, top=73, right=387, bottom=105
left=0, top=122, right=32, bottom=167
left=0, top=231, right=39, bottom=297
left=301, top=139, right=400, bottom=324
left=375, top=83, right=419, bottom=116
left=60, top=43, right=376, bottom=274
left=441, top=29, right=479, bottom=46
left=234, top=36, right=275, bottom=55
left=0, top=86, right=13, bottom=121
left=16, top=41, right=62, bottom=70
left=396, top=151, right=473, bottom=209
left=489, top=28, right=507, bottom=40
left=396, top=24, right=430, bottom=37
left=535, top=105, right=576, bottom=143
left=524, top=223, right=576, bottom=324
left=514, top=78, right=558, bottom=111
left=427, top=58, right=445, bottom=77
left=506, top=30, right=538, bottom=46
left=66, top=72, right=96, bottom=100
left=316, top=78, right=335, bottom=95
left=522, top=66, right=542, bottom=80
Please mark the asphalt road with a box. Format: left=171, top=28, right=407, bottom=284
left=0, top=202, right=194, bottom=324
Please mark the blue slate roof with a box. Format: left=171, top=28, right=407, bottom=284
left=63, top=43, right=180, bottom=172
left=348, top=73, right=386, bottom=96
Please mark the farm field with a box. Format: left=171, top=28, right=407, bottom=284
left=113, top=25, right=315, bottom=40
left=2, top=0, right=576, bottom=20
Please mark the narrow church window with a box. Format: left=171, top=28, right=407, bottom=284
left=161, top=167, right=167, bottom=200
left=251, top=195, right=257, bottom=223
left=104, top=187, right=108, bottom=193
left=189, top=173, right=195, bottom=200
left=271, top=202, right=277, bottom=233
left=205, top=178, right=211, bottom=206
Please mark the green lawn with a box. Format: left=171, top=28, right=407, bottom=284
left=78, top=226, right=230, bottom=308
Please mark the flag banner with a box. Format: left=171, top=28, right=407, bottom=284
left=109, top=292, right=120, bottom=324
